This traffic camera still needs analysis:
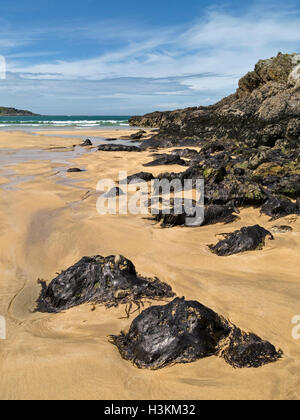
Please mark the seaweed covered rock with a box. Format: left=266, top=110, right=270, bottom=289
left=98, top=144, right=140, bottom=152
left=205, top=178, right=266, bottom=206
left=143, top=155, right=186, bottom=167
left=150, top=202, right=239, bottom=228
left=110, top=297, right=282, bottom=370
left=36, top=255, right=175, bottom=313
left=209, top=225, right=274, bottom=256
left=261, top=175, right=300, bottom=199
left=130, top=130, right=146, bottom=140
left=139, top=136, right=199, bottom=150
left=120, top=172, right=154, bottom=184
left=218, top=327, right=282, bottom=368
left=153, top=212, right=186, bottom=228
left=203, top=205, right=240, bottom=226
left=80, top=139, right=93, bottom=147
left=149, top=198, right=198, bottom=227
left=67, top=168, right=84, bottom=173
left=170, top=148, right=199, bottom=159
left=261, top=196, right=300, bottom=220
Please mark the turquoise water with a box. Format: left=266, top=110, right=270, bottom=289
left=0, top=115, right=131, bottom=128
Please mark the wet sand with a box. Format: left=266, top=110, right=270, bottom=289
left=0, top=129, right=300, bottom=400
left=33, top=128, right=153, bottom=138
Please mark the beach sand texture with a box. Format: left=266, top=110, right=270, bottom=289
left=0, top=129, right=300, bottom=400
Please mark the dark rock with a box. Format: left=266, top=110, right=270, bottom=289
left=219, top=327, right=282, bottom=369
left=120, top=172, right=155, bottom=184
left=150, top=152, right=171, bottom=159
left=143, top=155, right=186, bottom=167
left=98, top=144, right=140, bottom=152
left=248, top=150, right=269, bottom=170
left=67, top=168, right=83, bottom=173
left=170, top=149, right=199, bottom=159
left=140, top=136, right=199, bottom=150
left=260, top=196, right=300, bottom=220
left=150, top=203, right=239, bottom=228
left=110, top=297, right=282, bottom=370
left=209, top=225, right=274, bottom=256
left=263, top=176, right=300, bottom=199
left=205, top=178, right=266, bottom=206
left=203, top=205, right=240, bottom=226
left=271, top=225, right=293, bottom=233
left=36, top=255, right=175, bottom=314
left=234, top=167, right=246, bottom=176
left=201, top=141, right=226, bottom=154
left=130, top=130, right=146, bottom=140
left=105, top=138, right=118, bottom=142
left=103, top=187, right=125, bottom=198
left=152, top=155, right=271, bottom=207
left=153, top=212, right=187, bottom=228
left=80, top=139, right=93, bottom=147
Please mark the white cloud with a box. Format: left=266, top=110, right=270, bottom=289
left=1, top=4, right=300, bottom=113
left=8, top=7, right=300, bottom=82
left=181, top=75, right=238, bottom=92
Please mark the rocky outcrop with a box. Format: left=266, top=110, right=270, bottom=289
left=130, top=53, right=300, bottom=149
left=0, top=107, right=39, bottom=116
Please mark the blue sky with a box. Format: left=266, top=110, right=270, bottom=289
left=0, top=0, right=300, bottom=115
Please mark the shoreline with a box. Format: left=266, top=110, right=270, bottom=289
left=0, top=128, right=152, bottom=150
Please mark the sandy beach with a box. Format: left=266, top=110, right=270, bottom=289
left=0, top=128, right=300, bottom=400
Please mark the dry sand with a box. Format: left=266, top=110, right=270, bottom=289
left=0, top=129, right=300, bottom=400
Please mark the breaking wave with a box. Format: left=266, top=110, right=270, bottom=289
left=0, top=116, right=130, bottom=128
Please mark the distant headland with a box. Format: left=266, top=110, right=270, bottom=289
left=0, top=107, right=40, bottom=116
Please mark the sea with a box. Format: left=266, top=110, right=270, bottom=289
left=0, top=115, right=131, bottom=130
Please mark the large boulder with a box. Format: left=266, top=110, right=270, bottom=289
left=110, top=297, right=282, bottom=369
left=36, top=255, right=174, bottom=313
left=209, top=225, right=274, bottom=256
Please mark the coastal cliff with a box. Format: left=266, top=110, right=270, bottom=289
left=130, top=52, right=300, bottom=148
left=0, top=107, right=39, bottom=116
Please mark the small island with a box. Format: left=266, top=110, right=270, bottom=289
left=0, top=106, right=40, bottom=116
